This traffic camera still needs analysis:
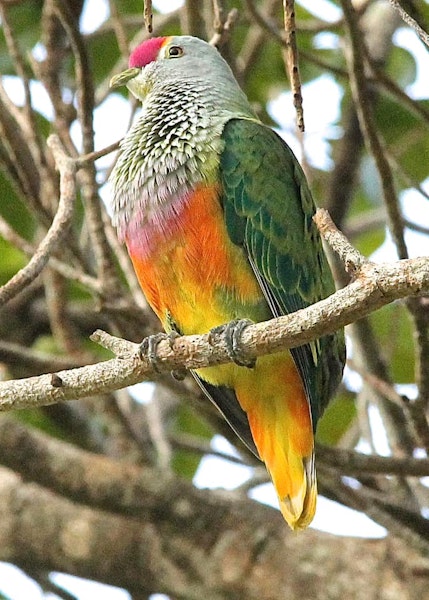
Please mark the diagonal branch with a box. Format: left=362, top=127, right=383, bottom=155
left=0, top=210, right=428, bottom=411
left=388, top=0, right=429, bottom=47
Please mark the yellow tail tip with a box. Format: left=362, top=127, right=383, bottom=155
left=278, top=456, right=317, bottom=531
left=279, top=484, right=317, bottom=531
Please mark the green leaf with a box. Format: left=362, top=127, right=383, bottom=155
left=171, top=449, right=201, bottom=480
left=0, top=170, right=36, bottom=239
left=32, top=334, right=63, bottom=355
left=115, top=0, right=147, bottom=14
left=87, top=31, right=121, bottom=86
left=347, top=186, right=386, bottom=257
left=354, top=226, right=386, bottom=257
left=245, top=39, right=286, bottom=110
left=387, top=45, right=417, bottom=89
left=374, top=96, right=429, bottom=182
left=0, top=238, right=26, bottom=286
left=316, top=391, right=356, bottom=445
left=15, top=410, right=68, bottom=440
left=171, top=404, right=214, bottom=480
left=370, top=303, right=415, bottom=384
left=0, top=1, right=43, bottom=74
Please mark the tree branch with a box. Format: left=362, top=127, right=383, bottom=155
left=0, top=421, right=428, bottom=599
left=143, top=0, right=153, bottom=33
left=388, top=0, right=429, bottom=47
left=0, top=211, right=428, bottom=411
left=282, top=0, right=304, bottom=131
left=318, top=443, right=429, bottom=477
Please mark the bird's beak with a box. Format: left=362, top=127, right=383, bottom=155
left=110, top=67, right=140, bottom=89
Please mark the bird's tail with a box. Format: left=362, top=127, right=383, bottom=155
left=247, top=408, right=316, bottom=530
left=238, top=355, right=317, bottom=530
left=278, top=453, right=317, bottom=530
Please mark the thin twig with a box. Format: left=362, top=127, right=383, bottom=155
left=39, top=0, right=76, bottom=152
left=76, top=141, right=120, bottom=166
left=0, top=215, right=34, bottom=255
left=245, top=0, right=284, bottom=45
left=239, top=0, right=280, bottom=81
left=403, top=388, right=429, bottom=453
left=351, top=349, right=429, bottom=457
left=0, top=135, right=76, bottom=306
left=144, top=0, right=153, bottom=34
left=43, top=269, right=81, bottom=353
left=408, top=296, right=429, bottom=412
left=347, top=358, right=406, bottom=407
left=282, top=0, right=304, bottom=131
left=0, top=340, right=85, bottom=371
left=53, top=0, right=94, bottom=156
left=182, top=0, right=207, bottom=38
left=314, top=209, right=368, bottom=274
left=0, top=3, right=45, bottom=167
left=386, top=152, right=429, bottom=202
left=108, top=0, right=130, bottom=56
left=54, top=0, right=119, bottom=293
left=0, top=216, right=102, bottom=292
left=369, top=57, right=429, bottom=126
left=145, top=388, right=172, bottom=471
left=101, top=212, right=148, bottom=311
left=0, top=81, right=46, bottom=221
left=388, top=0, right=429, bottom=48
left=209, top=3, right=238, bottom=47
left=170, top=433, right=251, bottom=466
left=111, top=388, right=154, bottom=458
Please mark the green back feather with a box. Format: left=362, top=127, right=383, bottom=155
left=220, top=118, right=345, bottom=427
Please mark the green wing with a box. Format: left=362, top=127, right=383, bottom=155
left=220, top=118, right=345, bottom=427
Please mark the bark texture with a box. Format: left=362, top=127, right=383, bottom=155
left=1, top=463, right=428, bottom=600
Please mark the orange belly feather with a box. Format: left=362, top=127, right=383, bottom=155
left=126, top=184, right=262, bottom=334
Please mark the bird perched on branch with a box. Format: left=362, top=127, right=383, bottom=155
left=110, top=35, right=345, bottom=530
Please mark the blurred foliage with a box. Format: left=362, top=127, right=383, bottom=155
left=0, top=238, right=26, bottom=286
left=0, top=0, right=427, bottom=475
left=0, top=1, right=43, bottom=73
left=171, top=404, right=214, bottom=478
left=0, top=0, right=429, bottom=597
left=370, top=303, right=416, bottom=384
left=316, top=391, right=357, bottom=446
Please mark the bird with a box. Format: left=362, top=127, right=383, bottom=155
left=109, top=35, right=345, bottom=530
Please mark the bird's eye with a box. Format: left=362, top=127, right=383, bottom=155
left=168, top=45, right=183, bottom=58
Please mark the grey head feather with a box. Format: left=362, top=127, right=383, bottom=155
left=109, top=36, right=257, bottom=239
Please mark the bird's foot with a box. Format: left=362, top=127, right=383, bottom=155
left=139, top=331, right=181, bottom=374
left=208, top=319, right=256, bottom=369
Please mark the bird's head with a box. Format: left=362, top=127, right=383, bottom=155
left=110, top=35, right=240, bottom=102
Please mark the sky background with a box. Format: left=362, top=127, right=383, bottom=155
left=1, top=0, right=429, bottom=598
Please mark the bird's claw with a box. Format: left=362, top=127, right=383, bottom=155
left=139, top=331, right=180, bottom=373
left=209, top=319, right=256, bottom=369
